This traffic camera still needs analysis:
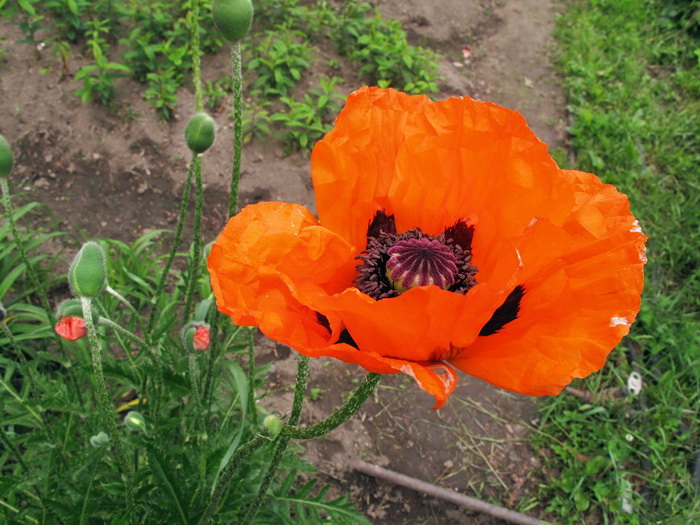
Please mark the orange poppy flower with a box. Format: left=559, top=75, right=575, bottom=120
left=208, top=87, right=646, bottom=409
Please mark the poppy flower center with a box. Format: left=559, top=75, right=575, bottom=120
left=355, top=218, right=478, bottom=301
left=386, top=237, right=458, bottom=292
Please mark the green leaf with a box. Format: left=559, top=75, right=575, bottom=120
left=573, top=489, right=590, bottom=512
left=211, top=362, right=249, bottom=492
left=146, top=447, right=190, bottom=524
left=17, top=0, right=36, bottom=15
left=66, top=0, right=78, bottom=16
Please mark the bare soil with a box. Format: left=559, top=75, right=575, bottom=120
left=0, top=0, right=567, bottom=523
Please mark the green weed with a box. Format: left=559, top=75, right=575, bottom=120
left=535, top=0, right=700, bottom=522
left=74, top=19, right=131, bottom=106
left=331, top=2, right=439, bottom=94
left=204, top=76, right=233, bottom=112
left=270, top=76, right=345, bottom=153
left=248, top=31, right=313, bottom=98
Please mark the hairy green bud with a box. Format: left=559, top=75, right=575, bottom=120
left=263, top=415, right=283, bottom=438
left=68, top=242, right=108, bottom=298
left=212, top=0, right=254, bottom=43
left=0, top=134, right=13, bottom=178
left=55, top=298, right=98, bottom=323
left=185, top=112, right=217, bottom=154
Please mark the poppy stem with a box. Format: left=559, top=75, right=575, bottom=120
left=182, top=155, right=204, bottom=323
left=189, top=0, right=203, bottom=112
left=94, top=302, right=149, bottom=390
left=146, top=152, right=196, bottom=341
left=80, top=297, right=134, bottom=512
left=247, top=328, right=256, bottom=424
left=282, top=372, right=381, bottom=440
left=240, top=355, right=309, bottom=525
left=105, top=285, right=146, bottom=336
left=187, top=347, right=204, bottom=430
left=228, top=41, right=243, bottom=218
left=290, top=354, right=310, bottom=424
left=97, top=317, right=148, bottom=351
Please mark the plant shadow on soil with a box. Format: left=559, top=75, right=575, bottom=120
left=0, top=0, right=568, bottom=522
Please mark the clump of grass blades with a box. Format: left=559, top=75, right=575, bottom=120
left=533, top=0, right=700, bottom=523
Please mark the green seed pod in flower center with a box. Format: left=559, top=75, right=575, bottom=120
left=212, top=0, right=254, bottom=43
left=185, top=112, right=217, bottom=154
left=0, top=134, right=13, bottom=178
left=69, top=242, right=108, bottom=298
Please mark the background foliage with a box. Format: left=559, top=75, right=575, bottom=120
left=534, top=0, right=700, bottom=522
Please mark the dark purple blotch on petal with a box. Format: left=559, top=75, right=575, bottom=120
left=479, top=285, right=525, bottom=336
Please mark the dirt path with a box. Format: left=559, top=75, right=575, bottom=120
left=0, top=0, right=566, bottom=522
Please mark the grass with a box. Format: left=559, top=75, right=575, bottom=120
left=532, top=0, right=700, bottom=522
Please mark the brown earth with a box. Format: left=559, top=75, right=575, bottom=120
left=0, top=0, right=567, bottom=523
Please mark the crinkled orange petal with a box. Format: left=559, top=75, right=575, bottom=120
left=207, top=202, right=355, bottom=351
left=312, top=87, right=431, bottom=251
left=295, top=342, right=458, bottom=409
left=316, top=285, right=508, bottom=362
left=313, top=86, right=574, bottom=248
left=390, top=96, right=575, bottom=238
left=449, top=171, right=646, bottom=395
left=312, top=87, right=576, bottom=293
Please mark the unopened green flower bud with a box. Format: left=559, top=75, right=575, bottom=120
left=124, top=411, right=146, bottom=432
left=55, top=298, right=98, bottom=323
left=68, top=242, right=108, bottom=298
left=212, top=0, right=254, bottom=43
left=263, top=415, right=283, bottom=438
left=185, top=112, right=217, bottom=154
left=89, top=431, right=110, bottom=448
left=0, top=134, right=13, bottom=178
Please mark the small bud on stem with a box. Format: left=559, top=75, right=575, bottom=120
left=124, top=411, right=146, bottom=432
left=212, top=0, right=254, bottom=43
left=185, top=112, right=217, bottom=154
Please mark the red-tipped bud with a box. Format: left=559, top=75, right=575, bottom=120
left=193, top=325, right=210, bottom=351
left=55, top=316, right=87, bottom=341
left=182, top=321, right=211, bottom=352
